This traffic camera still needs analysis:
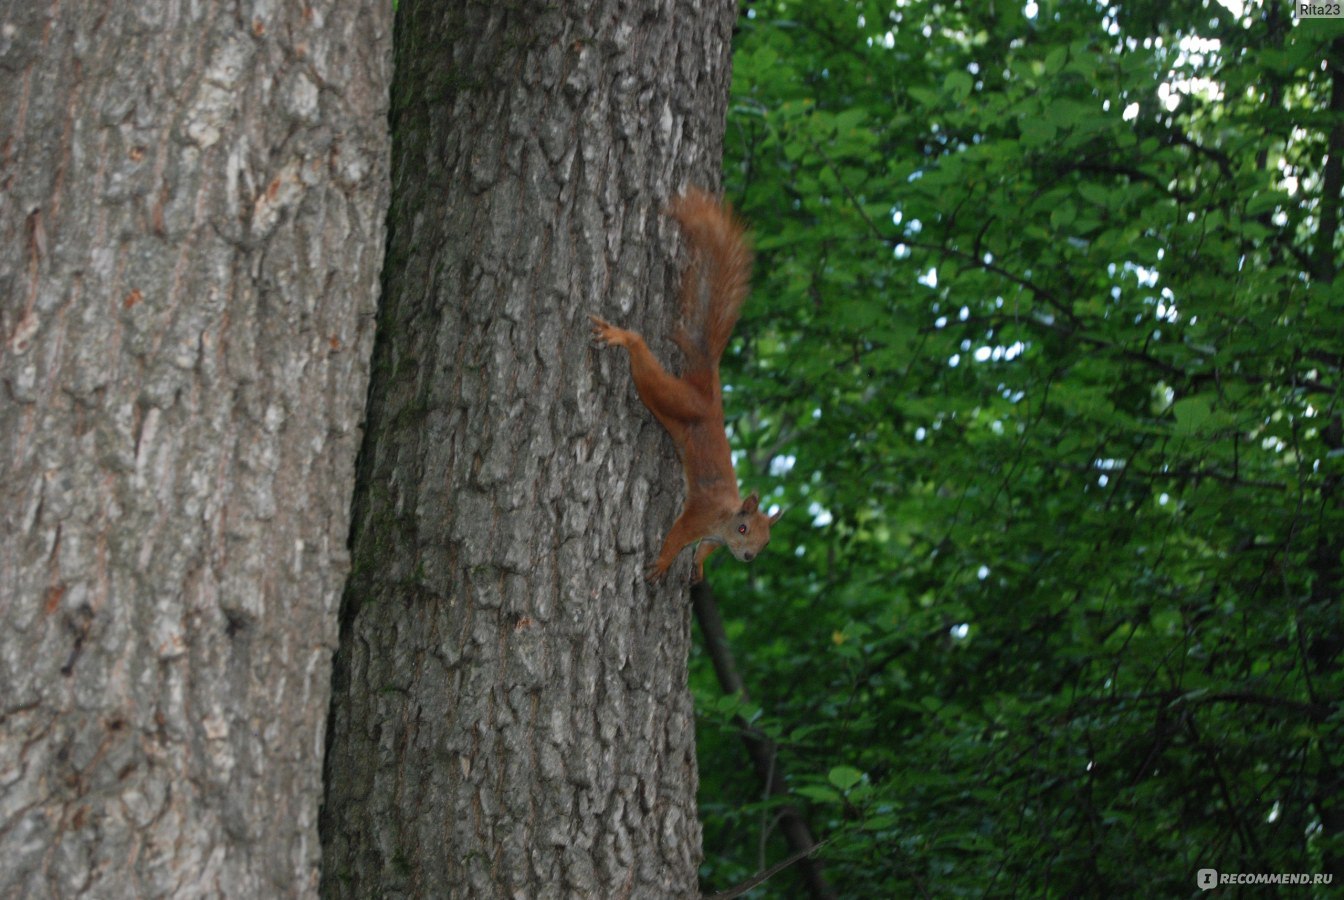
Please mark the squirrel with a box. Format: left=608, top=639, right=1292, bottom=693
left=590, top=188, right=781, bottom=584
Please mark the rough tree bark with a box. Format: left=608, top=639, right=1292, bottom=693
left=0, top=3, right=390, bottom=896
left=319, top=0, right=738, bottom=896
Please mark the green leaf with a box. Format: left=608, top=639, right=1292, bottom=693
left=795, top=785, right=842, bottom=804
left=1245, top=190, right=1290, bottom=217
left=828, top=766, right=865, bottom=791
left=908, top=86, right=942, bottom=110
left=946, top=71, right=974, bottom=102
left=1172, top=394, right=1213, bottom=436
left=1077, top=182, right=1109, bottom=206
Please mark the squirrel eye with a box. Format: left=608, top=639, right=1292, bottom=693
left=738, top=524, right=747, bottom=534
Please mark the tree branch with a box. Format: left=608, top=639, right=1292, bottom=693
left=1314, top=36, right=1344, bottom=283
left=692, top=581, right=838, bottom=900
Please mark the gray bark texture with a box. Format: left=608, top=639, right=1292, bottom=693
left=319, top=0, right=738, bottom=896
left=0, top=2, right=391, bottom=897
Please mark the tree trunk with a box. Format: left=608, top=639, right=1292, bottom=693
left=0, top=3, right=391, bottom=896
left=320, top=0, right=738, bottom=896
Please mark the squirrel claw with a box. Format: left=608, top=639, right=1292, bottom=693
left=589, top=313, right=617, bottom=347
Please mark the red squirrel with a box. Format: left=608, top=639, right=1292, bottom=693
left=590, top=188, right=781, bottom=583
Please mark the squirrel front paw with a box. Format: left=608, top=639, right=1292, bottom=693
left=588, top=313, right=615, bottom=345
left=644, top=560, right=670, bottom=584
left=588, top=313, right=630, bottom=350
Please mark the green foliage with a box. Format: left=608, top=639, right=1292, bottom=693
left=694, top=1, right=1343, bottom=895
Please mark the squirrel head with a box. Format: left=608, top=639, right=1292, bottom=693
left=723, top=492, right=782, bottom=563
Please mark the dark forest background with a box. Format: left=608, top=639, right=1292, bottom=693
left=695, top=1, right=1343, bottom=895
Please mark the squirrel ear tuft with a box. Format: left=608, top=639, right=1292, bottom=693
left=741, top=492, right=760, bottom=514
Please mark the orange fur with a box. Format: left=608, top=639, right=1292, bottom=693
left=591, top=189, right=781, bottom=583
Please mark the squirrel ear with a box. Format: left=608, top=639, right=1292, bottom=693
left=769, top=507, right=784, bottom=525
left=741, top=492, right=760, bottom=514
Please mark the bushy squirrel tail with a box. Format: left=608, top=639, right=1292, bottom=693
left=669, top=189, right=753, bottom=375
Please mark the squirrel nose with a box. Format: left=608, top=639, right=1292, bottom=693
left=742, top=551, right=755, bottom=561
